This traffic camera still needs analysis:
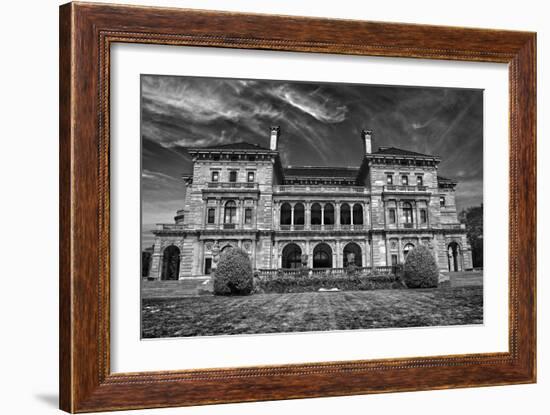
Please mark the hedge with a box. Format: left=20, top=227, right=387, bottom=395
left=254, top=272, right=403, bottom=294
left=213, top=248, right=253, bottom=295
left=403, top=245, right=439, bottom=288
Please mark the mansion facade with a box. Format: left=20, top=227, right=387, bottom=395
left=149, top=127, right=472, bottom=280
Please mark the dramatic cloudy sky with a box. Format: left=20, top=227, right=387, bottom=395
left=141, top=74, right=483, bottom=248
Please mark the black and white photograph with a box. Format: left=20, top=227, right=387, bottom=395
left=140, top=74, right=484, bottom=339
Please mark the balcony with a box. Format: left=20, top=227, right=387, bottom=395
left=207, top=182, right=258, bottom=189
left=278, top=224, right=366, bottom=232
left=155, top=224, right=186, bottom=232
left=383, top=185, right=428, bottom=193
left=441, top=223, right=466, bottom=230
left=275, top=185, right=367, bottom=194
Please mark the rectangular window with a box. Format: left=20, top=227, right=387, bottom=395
left=391, top=254, right=398, bottom=265
left=244, top=208, right=252, bottom=224
left=207, top=208, right=215, bottom=224
left=420, top=209, right=427, bottom=224
left=229, top=171, right=237, bottom=182
left=386, top=174, right=393, bottom=185
left=417, top=175, right=423, bottom=186
left=247, top=171, right=255, bottom=183
left=401, top=175, right=408, bottom=186
left=211, top=171, right=219, bottom=182
left=389, top=208, right=396, bottom=224
left=204, top=258, right=212, bottom=275
left=440, top=196, right=446, bottom=207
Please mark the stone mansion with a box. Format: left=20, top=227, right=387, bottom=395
left=149, top=127, right=473, bottom=280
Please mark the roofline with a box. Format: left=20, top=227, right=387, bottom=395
left=187, top=147, right=277, bottom=154
left=285, top=165, right=360, bottom=170
left=364, top=153, right=441, bottom=162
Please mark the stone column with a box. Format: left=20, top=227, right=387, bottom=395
left=254, top=200, right=258, bottom=229
left=396, top=199, right=400, bottom=228
left=362, top=242, right=367, bottom=268
left=426, top=200, right=430, bottom=228
left=197, top=241, right=205, bottom=276
left=290, top=204, right=294, bottom=230
left=321, top=203, right=325, bottom=229
left=335, top=203, right=341, bottom=229
left=398, top=238, right=403, bottom=263
left=414, top=200, right=419, bottom=229
left=238, top=198, right=244, bottom=228
left=382, top=200, right=386, bottom=228
left=150, top=239, right=162, bottom=280
left=305, top=202, right=311, bottom=230
left=218, top=199, right=223, bottom=227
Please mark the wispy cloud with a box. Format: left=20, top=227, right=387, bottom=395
left=141, top=169, right=179, bottom=182
left=268, top=85, right=348, bottom=123
left=141, top=75, right=484, bottom=232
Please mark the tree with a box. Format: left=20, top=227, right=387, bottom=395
left=459, top=204, right=483, bottom=268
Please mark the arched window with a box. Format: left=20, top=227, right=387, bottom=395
left=324, top=203, right=334, bottom=225
left=221, top=244, right=234, bottom=253
left=280, top=203, right=291, bottom=225
left=311, top=203, right=322, bottom=225
left=224, top=200, right=237, bottom=224
left=282, top=243, right=302, bottom=269
left=403, top=202, right=413, bottom=225
left=294, top=203, right=305, bottom=225
left=353, top=204, right=363, bottom=225
left=340, top=203, right=351, bottom=225
left=161, top=245, right=180, bottom=280
left=403, top=243, right=415, bottom=258
left=343, top=242, right=362, bottom=267
left=313, top=243, right=333, bottom=268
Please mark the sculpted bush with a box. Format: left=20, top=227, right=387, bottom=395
left=213, top=248, right=253, bottom=295
left=403, top=245, right=439, bottom=288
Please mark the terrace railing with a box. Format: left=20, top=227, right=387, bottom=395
left=278, top=224, right=366, bottom=231
left=440, top=223, right=466, bottom=230
left=383, top=185, right=428, bottom=192
left=207, top=182, right=259, bottom=189
left=256, top=265, right=400, bottom=279
left=275, top=185, right=368, bottom=194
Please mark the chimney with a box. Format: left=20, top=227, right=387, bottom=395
left=361, top=129, right=373, bottom=154
left=270, top=126, right=280, bottom=151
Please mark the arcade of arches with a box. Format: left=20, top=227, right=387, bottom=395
left=281, top=241, right=366, bottom=269
left=280, top=202, right=364, bottom=227
left=161, top=245, right=181, bottom=280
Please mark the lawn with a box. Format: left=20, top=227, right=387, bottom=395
left=141, top=284, right=483, bottom=338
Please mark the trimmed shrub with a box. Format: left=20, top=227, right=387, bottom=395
left=403, top=245, right=439, bottom=288
left=255, top=272, right=399, bottom=293
left=213, top=248, right=253, bottom=295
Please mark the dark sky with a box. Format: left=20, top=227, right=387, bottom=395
left=141, top=74, right=483, bottom=248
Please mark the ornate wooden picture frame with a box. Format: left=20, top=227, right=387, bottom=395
left=59, top=2, right=536, bottom=412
